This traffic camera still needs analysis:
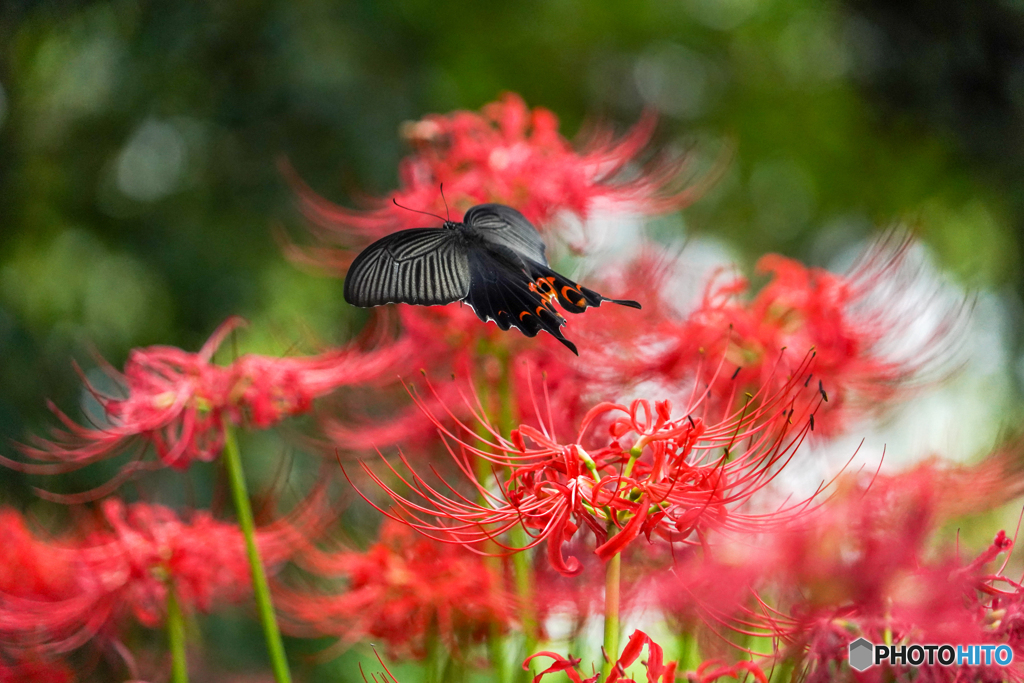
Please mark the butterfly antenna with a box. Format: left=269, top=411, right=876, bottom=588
left=440, top=183, right=450, bottom=222
left=392, top=198, right=446, bottom=223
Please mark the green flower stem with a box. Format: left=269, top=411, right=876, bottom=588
left=166, top=584, right=189, bottom=683
left=222, top=424, right=292, bottom=683
left=425, top=622, right=442, bottom=683
left=472, top=351, right=540, bottom=681
left=511, top=522, right=538, bottom=653
left=496, top=358, right=540, bottom=677
left=471, top=375, right=512, bottom=683
left=602, top=552, right=622, bottom=680
left=623, top=444, right=643, bottom=479
left=676, top=630, right=698, bottom=674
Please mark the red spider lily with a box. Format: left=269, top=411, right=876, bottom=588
left=360, top=631, right=762, bottom=683
left=0, top=658, right=74, bottom=683
left=280, top=95, right=707, bottom=461
left=655, top=456, right=1024, bottom=682
left=345, top=349, right=829, bottom=576
left=0, top=499, right=315, bottom=657
left=288, top=92, right=700, bottom=272
left=0, top=509, right=77, bottom=603
left=524, top=629, right=682, bottom=683
left=773, top=532, right=1024, bottom=683
left=588, top=234, right=966, bottom=435
left=275, top=519, right=512, bottom=659
left=5, top=317, right=410, bottom=492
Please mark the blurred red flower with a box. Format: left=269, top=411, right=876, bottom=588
left=289, top=92, right=699, bottom=272
left=654, top=456, right=1024, bottom=682
left=0, top=658, right=74, bottom=683
left=276, top=519, right=512, bottom=659
left=6, top=317, right=409, bottom=492
left=525, top=630, right=685, bottom=683
left=585, top=235, right=966, bottom=435
left=0, top=499, right=313, bottom=657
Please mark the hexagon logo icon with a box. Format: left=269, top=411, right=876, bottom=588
left=848, top=638, right=874, bottom=671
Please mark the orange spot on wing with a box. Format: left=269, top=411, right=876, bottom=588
left=519, top=311, right=531, bottom=320
left=534, top=277, right=559, bottom=306
left=561, top=285, right=585, bottom=307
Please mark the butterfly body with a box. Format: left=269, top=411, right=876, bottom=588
left=344, top=203, right=640, bottom=354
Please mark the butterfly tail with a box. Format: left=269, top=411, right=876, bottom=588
left=582, top=287, right=642, bottom=309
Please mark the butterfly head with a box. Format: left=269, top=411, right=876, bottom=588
left=442, top=220, right=460, bottom=230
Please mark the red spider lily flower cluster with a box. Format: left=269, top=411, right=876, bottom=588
left=287, top=96, right=959, bottom=478
left=0, top=500, right=312, bottom=658
left=361, top=630, right=767, bottom=683
left=320, top=237, right=959, bottom=478
left=8, top=317, right=409, bottom=485
left=585, top=235, right=965, bottom=435
left=289, top=92, right=699, bottom=271
left=276, top=519, right=512, bottom=659
left=347, top=349, right=827, bottom=577
left=286, top=93, right=706, bottom=458
left=525, top=629, right=767, bottom=683
left=655, top=456, right=1024, bottom=682
left=526, top=630, right=681, bottom=683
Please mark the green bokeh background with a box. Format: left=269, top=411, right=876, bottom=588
left=2, top=0, right=1024, bottom=679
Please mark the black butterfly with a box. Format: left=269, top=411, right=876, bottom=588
left=343, top=203, right=641, bottom=355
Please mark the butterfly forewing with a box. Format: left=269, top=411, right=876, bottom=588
left=463, top=204, right=549, bottom=266
left=343, top=228, right=470, bottom=307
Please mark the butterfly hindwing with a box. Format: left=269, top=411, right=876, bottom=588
left=343, top=228, right=470, bottom=307
left=522, top=260, right=642, bottom=314
left=463, top=204, right=549, bottom=266
left=463, top=246, right=579, bottom=355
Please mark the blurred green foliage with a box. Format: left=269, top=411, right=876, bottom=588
left=2, top=0, right=1024, bottom=679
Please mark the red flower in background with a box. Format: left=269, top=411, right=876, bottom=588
left=586, top=234, right=966, bottom=435
left=0, top=499, right=316, bottom=658
left=277, top=519, right=512, bottom=659
left=289, top=92, right=699, bottom=272
left=653, top=455, right=1024, bottom=682
left=525, top=630, right=689, bottom=683
left=0, top=509, right=77, bottom=604
left=0, top=659, right=74, bottom=683
left=5, top=317, right=409, bottom=496
left=347, top=350, right=826, bottom=576
left=361, top=630, right=765, bottom=683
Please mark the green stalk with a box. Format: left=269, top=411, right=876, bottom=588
left=470, top=375, right=512, bottom=683
left=472, top=349, right=540, bottom=681
left=495, top=358, right=539, bottom=678
left=425, top=621, right=442, bottom=683
left=166, top=583, right=189, bottom=683
left=601, top=552, right=622, bottom=680
left=676, top=629, right=699, bottom=675
left=511, top=523, right=538, bottom=655
left=222, top=424, right=292, bottom=683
